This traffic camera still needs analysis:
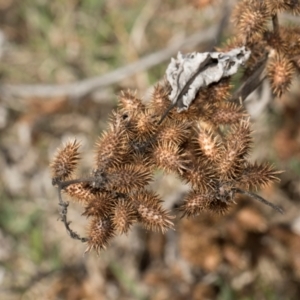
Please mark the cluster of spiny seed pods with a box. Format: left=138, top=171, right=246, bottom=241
left=50, top=79, right=282, bottom=252
left=50, top=0, right=300, bottom=252
left=222, top=0, right=300, bottom=98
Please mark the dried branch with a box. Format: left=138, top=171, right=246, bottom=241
left=55, top=178, right=95, bottom=243
left=0, top=26, right=217, bottom=101
left=231, top=54, right=268, bottom=103
left=235, top=188, right=284, bottom=214
left=272, top=14, right=280, bottom=35
left=57, top=185, right=89, bottom=243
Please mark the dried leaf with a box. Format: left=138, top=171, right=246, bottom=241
left=166, top=47, right=250, bottom=111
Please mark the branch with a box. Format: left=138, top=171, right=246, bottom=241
left=272, top=14, right=280, bottom=36
left=231, top=54, right=268, bottom=103
left=0, top=26, right=217, bottom=101
left=56, top=180, right=91, bottom=243
left=235, top=188, right=284, bottom=214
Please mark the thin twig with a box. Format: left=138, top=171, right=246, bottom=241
left=272, top=14, right=280, bottom=36
left=0, top=26, right=217, bottom=101
left=57, top=181, right=90, bottom=243
left=231, top=54, right=269, bottom=103
left=235, top=188, right=284, bottom=214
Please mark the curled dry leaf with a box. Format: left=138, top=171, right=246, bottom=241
left=166, top=47, right=250, bottom=111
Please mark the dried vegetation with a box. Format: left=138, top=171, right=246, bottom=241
left=49, top=0, right=300, bottom=252
left=2, top=0, right=300, bottom=299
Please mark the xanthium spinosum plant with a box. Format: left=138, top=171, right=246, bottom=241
left=50, top=84, right=282, bottom=253
left=49, top=0, right=300, bottom=253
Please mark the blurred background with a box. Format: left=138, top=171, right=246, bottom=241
left=0, top=0, right=300, bottom=299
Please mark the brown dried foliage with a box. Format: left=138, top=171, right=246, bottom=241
left=49, top=0, right=291, bottom=252
left=50, top=81, right=282, bottom=251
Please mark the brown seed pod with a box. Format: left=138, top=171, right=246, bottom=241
left=280, top=26, right=300, bottom=57
left=105, top=164, right=152, bottom=193
left=128, top=153, right=155, bottom=171
left=195, top=102, right=217, bottom=124
left=130, top=190, right=174, bottom=233
left=232, top=0, right=270, bottom=43
left=149, top=83, right=171, bottom=116
left=227, top=120, right=252, bottom=156
left=64, top=182, right=96, bottom=204
left=267, top=51, right=295, bottom=97
left=240, top=162, right=282, bottom=190
left=219, top=120, right=252, bottom=179
left=210, top=102, right=246, bottom=125
left=94, top=120, right=129, bottom=170
left=180, top=189, right=213, bottom=217
left=207, top=198, right=231, bottom=214
left=194, top=125, right=221, bottom=162
left=156, top=119, right=191, bottom=146
left=50, top=140, right=81, bottom=182
left=264, top=31, right=289, bottom=55
left=181, top=158, right=217, bottom=191
left=82, top=191, right=115, bottom=218
left=85, top=217, right=115, bottom=253
left=118, top=89, right=145, bottom=113
left=109, top=110, right=132, bottom=133
left=152, top=141, right=189, bottom=174
left=111, top=198, right=137, bottom=234
left=266, top=0, right=300, bottom=15
left=201, top=79, right=232, bottom=103
left=132, top=109, right=158, bottom=141
left=168, top=102, right=202, bottom=122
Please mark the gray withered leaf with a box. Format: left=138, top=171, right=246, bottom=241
left=166, top=46, right=251, bottom=112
